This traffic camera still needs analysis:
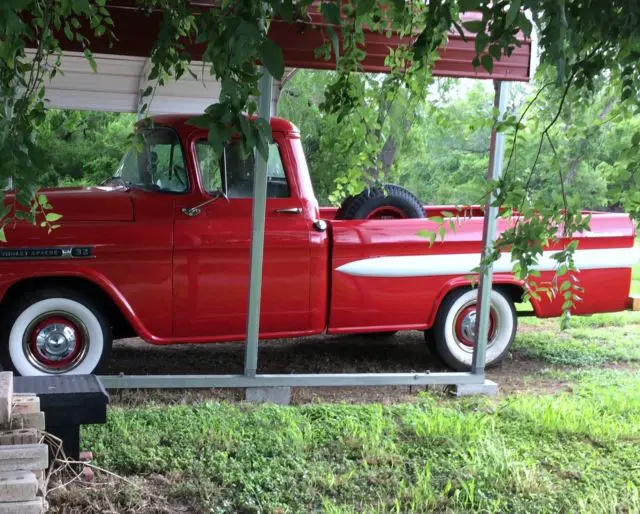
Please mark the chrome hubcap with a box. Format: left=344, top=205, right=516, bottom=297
left=460, top=311, right=476, bottom=341
left=23, top=312, right=89, bottom=373
left=35, top=324, right=77, bottom=361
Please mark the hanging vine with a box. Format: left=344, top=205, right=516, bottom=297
left=0, top=0, right=639, bottom=320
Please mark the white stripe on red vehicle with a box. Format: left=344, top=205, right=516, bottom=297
left=335, top=247, right=640, bottom=278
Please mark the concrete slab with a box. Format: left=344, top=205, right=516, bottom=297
left=450, top=379, right=498, bottom=397
left=0, top=430, right=38, bottom=446
left=0, top=497, right=47, bottom=514
left=9, top=413, right=44, bottom=431
left=0, top=373, right=13, bottom=426
left=0, top=471, right=37, bottom=502
left=0, top=445, right=48, bottom=473
left=31, top=471, right=44, bottom=495
left=245, top=387, right=292, bottom=405
left=11, top=398, right=39, bottom=416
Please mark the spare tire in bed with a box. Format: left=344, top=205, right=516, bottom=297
left=335, top=184, right=424, bottom=220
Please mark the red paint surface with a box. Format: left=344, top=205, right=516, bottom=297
left=1, top=116, right=636, bottom=346
left=50, top=6, right=530, bottom=81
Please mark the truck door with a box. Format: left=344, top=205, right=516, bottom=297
left=172, top=136, right=312, bottom=340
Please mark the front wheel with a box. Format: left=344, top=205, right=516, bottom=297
left=429, top=288, right=516, bottom=371
left=1, top=290, right=112, bottom=376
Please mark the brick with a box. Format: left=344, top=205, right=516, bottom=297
left=0, top=430, right=38, bottom=446
left=80, top=466, right=94, bottom=483
left=11, top=398, right=39, bottom=416
left=9, top=413, right=44, bottom=431
left=0, top=445, right=48, bottom=473
left=0, top=471, right=37, bottom=502
left=0, top=497, right=47, bottom=514
left=0, top=373, right=13, bottom=426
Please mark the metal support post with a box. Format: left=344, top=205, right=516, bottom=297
left=471, top=79, right=509, bottom=376
left=244, top=69, right=274, bottom=377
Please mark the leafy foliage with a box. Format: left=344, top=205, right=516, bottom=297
left=1, top=0, right=639, bottom=319
left=34, top=110, right=135, bottom=187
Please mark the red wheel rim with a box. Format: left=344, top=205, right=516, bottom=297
left=365, top=206, right=408, bottom=220
left=453, top=304, right=498, bottom=348
left=24, top=314, right=88, bottom=373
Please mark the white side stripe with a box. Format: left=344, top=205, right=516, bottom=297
left=335, top=247, right=640, bottom=278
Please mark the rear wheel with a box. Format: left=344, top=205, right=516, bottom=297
left=429, top=288, right=516, bottom=371
left=335, top=184, right=424, bottom=220
left=1, top=289, right=112, bottom=376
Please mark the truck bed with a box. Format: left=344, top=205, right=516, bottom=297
left=325, top=211, right=638, bottom=333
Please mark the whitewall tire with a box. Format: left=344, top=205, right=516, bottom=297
left=2, top=290, right=111, bottom=376
left=430, top=288, right=516, bottom=371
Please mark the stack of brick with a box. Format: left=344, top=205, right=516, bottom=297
left=0, top=372, right=48, bottom=514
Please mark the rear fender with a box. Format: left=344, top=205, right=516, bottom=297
left=427, top=274, right=535, bottom=329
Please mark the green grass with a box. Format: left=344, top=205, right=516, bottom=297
left=81, top=373, right=640, bottom=513
left=514, top=324, right=640, bottom=366
left=64, top=258, right=640, bottom=513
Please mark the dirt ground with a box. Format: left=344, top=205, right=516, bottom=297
left=105, top=331, right=570, bottom=406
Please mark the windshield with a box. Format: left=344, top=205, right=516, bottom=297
left=114, top=128, right=188, bottom=193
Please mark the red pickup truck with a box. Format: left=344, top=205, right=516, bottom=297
left=1, top=115, right=638, bottom=376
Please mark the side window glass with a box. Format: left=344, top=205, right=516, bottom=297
left=195, top=140, right=290, bottom=198
left=195, top=141, right=222, bottom=193
left=225, top=143, right=256, bottom=198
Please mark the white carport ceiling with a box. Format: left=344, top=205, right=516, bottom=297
left=38, top=51, right=222, bottom=114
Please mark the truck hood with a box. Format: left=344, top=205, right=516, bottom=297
left=33, top=186, right=134, bottom=222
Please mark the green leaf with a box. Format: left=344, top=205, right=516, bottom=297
left=281, top=0, right=293, bottom=22
left=505, top=0, right=521, bottom=28
left=458, top=0, right=483, bottom=10
left=356, top=0, right=376, bottom=17
left=417, top=229, right=434, bottom=239
left=45, top=212, right=62, bottom=223
left=632, top=131, right=640, bottom=147
left=187, top=114, right=214, bottom=129
left=321, top=2, right=341, bottom=25
left=488, top=44, right=501, bottom=60
left=481, top=54, right=493, bottom=73
left=0, top=227, right=5, bottom=243
left=260, top=38, right=285, bottom=80
left=255, top=118, right=272, bottom=160
left=327, top=26, right=340, bottom=59
left=37, top=194, right=47, bottom=206
left=391, top=0, right=405, bottom=11
left=462, top=20, right=484, bottom=33
left=475, top=32, right=489, bottom=54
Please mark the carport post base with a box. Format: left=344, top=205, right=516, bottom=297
left=450, top=379, right=498, bottom=397
left=245, top=387, right=291, bottom=405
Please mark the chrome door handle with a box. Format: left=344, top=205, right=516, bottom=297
left=273, top=207, right=302, bottom=214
